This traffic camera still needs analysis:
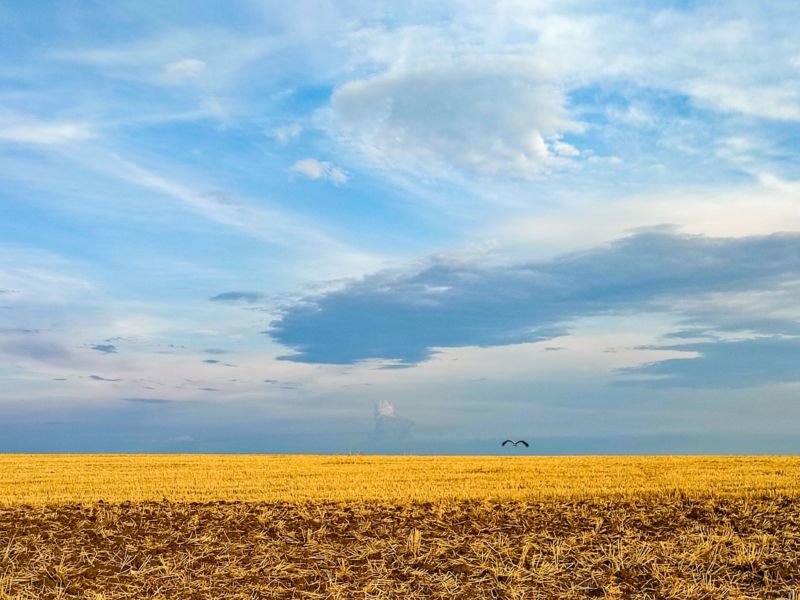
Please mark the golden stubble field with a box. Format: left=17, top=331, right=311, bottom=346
left=1, top=455, right=799, bottom=599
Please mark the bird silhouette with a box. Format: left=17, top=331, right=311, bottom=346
left=502, top=439, right=529, bottom=447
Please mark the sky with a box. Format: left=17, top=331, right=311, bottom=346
left=1, top=0, right=800, bottom=453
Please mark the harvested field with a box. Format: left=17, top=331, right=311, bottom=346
left=2, top=455, right=800, bottom=504
left=3, top=499, right=800, bottom=599
left=1, top=456, right=799, bottom=598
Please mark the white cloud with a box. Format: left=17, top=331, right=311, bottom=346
left=269, top=123, right=302, bottom=144
left=552, top=138, right=580, bottom=157
left=375, top=399, right=396, bottom=418
left=685, top=80, right=800, bottom=121
left=162, top=58, right=207, bottom=82
left=291, top=158, right=348, bottom=185
left=0, top=122, right=95, bottom=145
left=0, top=244, right=95, bottom=304
left=491, top=176, right=800, bottom=260
left=199, top=96, right=230, bottom=126
left=324, top=2, right=800, bottom=185
left=330, top=57, right=581, bottom=179
left=607, top=104, right=655, bottom=128
left=52, top=30, right=277, bottom=91
left=97, top=154, right=352, bottom=246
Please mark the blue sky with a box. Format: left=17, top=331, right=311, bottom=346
left=2, top=0, right=800, bottom=453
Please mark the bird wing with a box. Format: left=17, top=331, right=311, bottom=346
left=502, top=440, right=513, bottom=446
left=518, top=440, right=529, bottom=447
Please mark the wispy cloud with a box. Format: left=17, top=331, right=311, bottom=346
left=0, top=338, right=72, bottom=364
left=49, top=28, right=279, bottom=91
left=291, top=158, right=348, bottom=185
left=269, top=123, right=302, bottom=144
left=161, top=58, right=207, bottom=82
left=0, top=121, right=96, bottom=145
left=64, top=152, right=373, bottom=269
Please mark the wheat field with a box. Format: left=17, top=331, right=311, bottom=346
left=2, top=454, right=800, bottom=504
left=2, top=455, right=800, bottom=599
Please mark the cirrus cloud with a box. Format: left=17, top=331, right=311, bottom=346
left=0, top=121, right=96, bottom=145
left=161, top=58, right=207, bottom=82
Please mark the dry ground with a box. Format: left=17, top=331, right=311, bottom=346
left=1, top=456, right=800, bottom=598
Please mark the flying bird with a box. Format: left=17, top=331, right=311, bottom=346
left=502, top=439, right=529, bottom=447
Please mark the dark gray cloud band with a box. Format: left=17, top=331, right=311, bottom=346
left=618, top=337, right=800, bottom=388
left=122, top=397, right=173, bottom=405
left=91, top=343, right=117, bottom=354
left=210, top=291, right=265, bottom=303
left=269, top=231, right=800, bottom=371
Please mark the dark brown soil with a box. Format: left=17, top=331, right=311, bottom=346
left=2, top=498, right=799, bottom=599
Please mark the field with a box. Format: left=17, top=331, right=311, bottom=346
left=1, top=455, right=800, bottom=598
